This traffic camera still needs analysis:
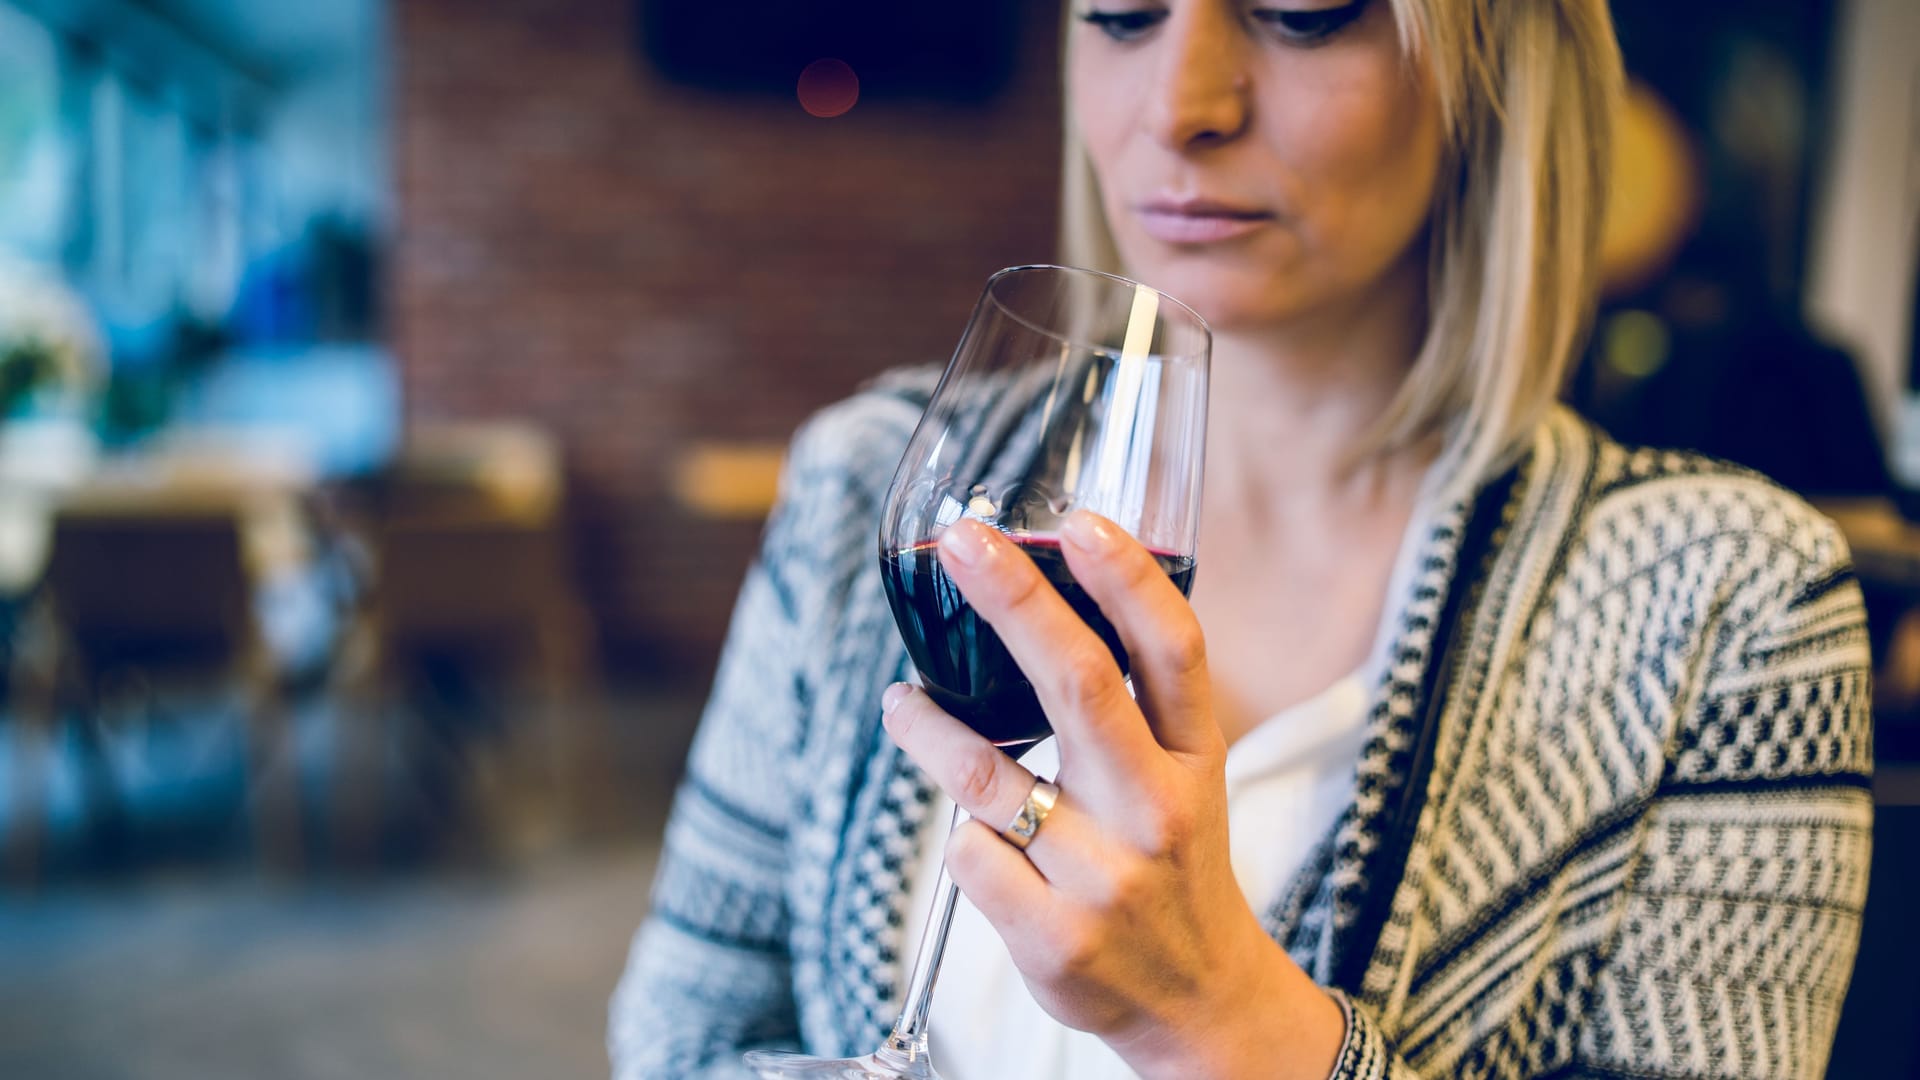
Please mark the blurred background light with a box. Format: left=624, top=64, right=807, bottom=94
left=797, top=58, right=859, bottom=120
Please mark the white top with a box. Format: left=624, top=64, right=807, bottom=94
left=903, top=493, right=1435, bottom=1080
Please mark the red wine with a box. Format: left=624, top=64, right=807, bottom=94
left=880, top=534, right=1197, bottom=747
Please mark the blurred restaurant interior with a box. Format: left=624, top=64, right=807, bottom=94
left=0, top=0, right=1915, bottom=1076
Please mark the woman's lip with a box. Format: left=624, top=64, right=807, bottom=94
left=1135, top=207, right=1272, bottom=244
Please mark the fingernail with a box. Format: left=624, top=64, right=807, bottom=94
left=1062, top=510, right=1116, bottom=553
left=939, top=518, right=990, bottom=567
left=881, top=682, right=912, bottom=714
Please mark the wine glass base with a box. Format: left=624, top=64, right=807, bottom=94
left=744, top=1048, right=941, bottom=1080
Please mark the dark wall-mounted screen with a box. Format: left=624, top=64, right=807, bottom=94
left=637, top=0, right=1026, bottom=104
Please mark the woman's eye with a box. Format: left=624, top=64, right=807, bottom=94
left=1078, top=9, right=1168, bottom=43
left=1251, top=0, right=1367, bottom=45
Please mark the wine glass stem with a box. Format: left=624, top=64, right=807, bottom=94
left=875, top=805, right=966, bottom=1069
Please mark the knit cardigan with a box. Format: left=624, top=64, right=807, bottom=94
left=609, top=372, right=1872, bottom=1080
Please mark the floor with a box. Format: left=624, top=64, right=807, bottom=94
left=0, top=677, right=702, bottom=1080
left=0, top=848, right=660, bottom=1080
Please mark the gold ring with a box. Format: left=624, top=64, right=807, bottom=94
left=1000, top=779, right=1060, bottom=852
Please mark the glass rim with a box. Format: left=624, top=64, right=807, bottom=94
left=982, top=263, right=1212, bottom=363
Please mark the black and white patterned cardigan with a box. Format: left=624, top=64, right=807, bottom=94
left=609, top=371, right=1872, bottom=1079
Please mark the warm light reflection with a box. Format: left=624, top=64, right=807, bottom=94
left=797, top=58, right=859, bottom=118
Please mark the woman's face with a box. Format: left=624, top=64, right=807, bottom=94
left=1069, top=0, right=1444, bottom=336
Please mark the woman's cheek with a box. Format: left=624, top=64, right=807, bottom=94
left=1282, top=83, right=1441, bottom=284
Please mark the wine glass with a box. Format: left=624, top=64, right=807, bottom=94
left=746, top=264, right=1210, bottom=1079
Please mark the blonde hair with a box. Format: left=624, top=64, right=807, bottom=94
left=1059, top=1, right=1625, bottom=487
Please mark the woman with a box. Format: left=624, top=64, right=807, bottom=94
left=611, top=1, right=1872, bottom=1077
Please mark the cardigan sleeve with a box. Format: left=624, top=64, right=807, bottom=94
left=1570, top=520, right=1874, bottom=1078
left=1318, top=511, right=1875, bottom=1080
left=608, top=406, right=890, bottom=1079
left=1326, top=990, right=1424, bottom=1080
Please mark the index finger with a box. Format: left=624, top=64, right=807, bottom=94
left=934, top=517, right=1159, bottom=775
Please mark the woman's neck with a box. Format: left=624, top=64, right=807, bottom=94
left=1202, top=254, right=1433, bottom=522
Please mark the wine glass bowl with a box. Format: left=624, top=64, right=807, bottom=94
left=882, top=267, right=1209, bottom=546
left=879, top=264, right=1210, bottom=749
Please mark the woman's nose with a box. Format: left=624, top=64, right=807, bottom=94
left=1145, top=11, right=1252, bottom=149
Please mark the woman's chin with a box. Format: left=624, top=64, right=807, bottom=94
left=1171, top=286, right=1308, bottom=339
left=1116, top=260, right=1305, bottom=335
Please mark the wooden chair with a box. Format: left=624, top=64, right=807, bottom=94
left=331, top=423, right=602, bottom=861
left=6, top=503, right=302, bottom=879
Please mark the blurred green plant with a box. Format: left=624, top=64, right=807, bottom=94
left=0, top=335, right=61, bottom=418
left=0, top=257, right=105, bottom=423
left=94, top=308, right=229, bottom=444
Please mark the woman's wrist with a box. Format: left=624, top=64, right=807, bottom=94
left=1121, top=928, right=1346, bottom=1080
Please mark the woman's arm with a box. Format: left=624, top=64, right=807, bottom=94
left=607, top=528, right=807, bottom=1078
left=1295, top=511, right=1875, bottom=1080
left=609, top=402, right=906, bottom=1078
left=1571, top=547, right=1874, bottom=1078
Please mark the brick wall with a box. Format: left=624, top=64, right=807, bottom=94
left=391, top=0, right=1063, bottom=674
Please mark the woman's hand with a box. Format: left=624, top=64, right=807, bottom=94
left=880, top=511, right=1344, bottom=1080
